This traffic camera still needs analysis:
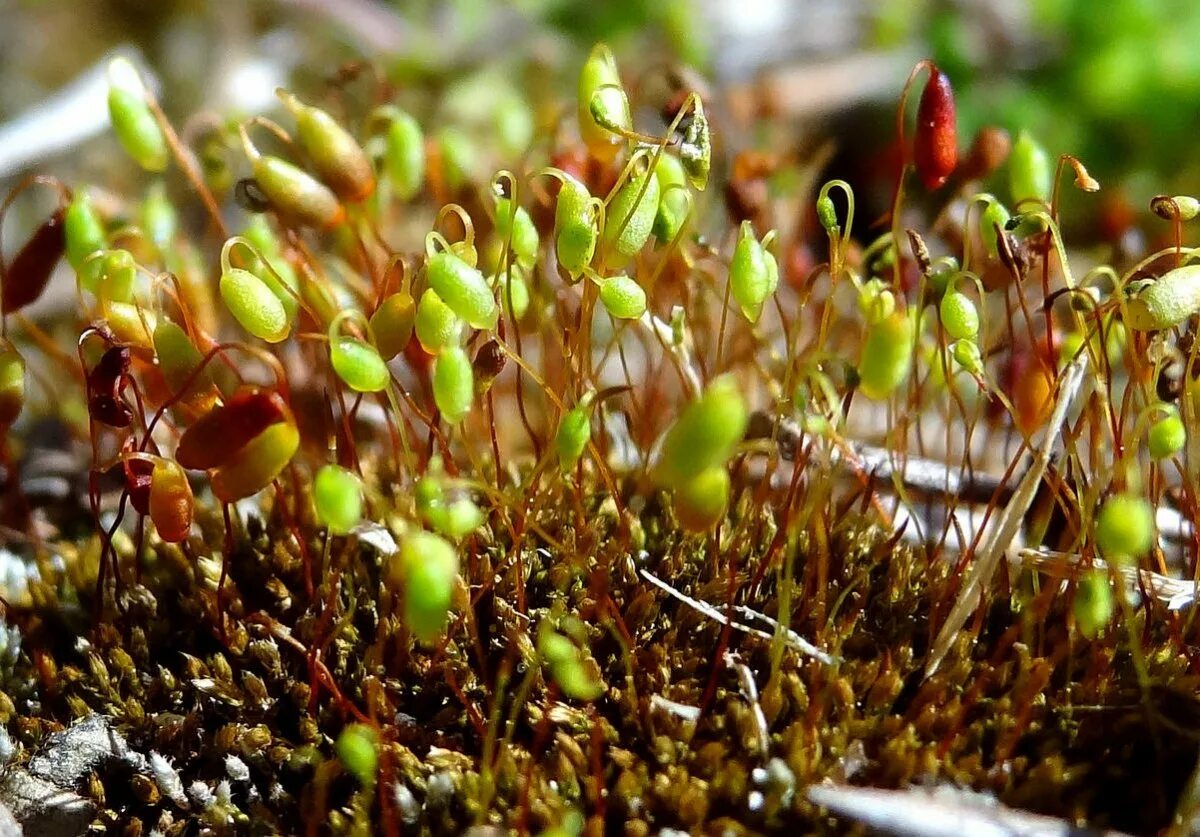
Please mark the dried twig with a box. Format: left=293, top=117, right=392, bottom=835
left=1017, top=547, right=1199, bottom=611
left=926, top=354, right=1088, bottom=678
left=639, top=568, right=835, bottom=665
left=725, top=652, right=770, bottom=758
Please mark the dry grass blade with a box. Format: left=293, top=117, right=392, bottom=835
left=925, top=353, right=1088, bottom=678
left=806, top=783, right=1132, bottom=837
left=1018, top=547, right=1199, bottom=611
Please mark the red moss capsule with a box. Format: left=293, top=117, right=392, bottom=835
left=913, top=66, right=957, bottom=190
left=175, top=389, right=290, bottom=471
left=5, top=208, right=65, bottom=314
left=87, top=345, right=133, bottom=428
left=122, top=454, right=154, bottom=514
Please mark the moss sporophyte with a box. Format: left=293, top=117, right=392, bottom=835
left=0, top=32, right=1195, bottom=834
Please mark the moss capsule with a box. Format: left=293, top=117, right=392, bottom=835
left=601, top=163, right=660, bottom=264
left=0, top=345, right=25, bottom=428
left=148, top=458, right=193, bottom=543
left=141, top=181, right=178, bottom=251
left=278, top=90, right=374, bottom=203
left=1074, top=569, right=1113, bottom=639
left=220, top=268, right=290, bottom=343
left=652, top=153, right=690, bottom=243
left=1125, top=265, right=1200, bottom=331
left=729, top=221, right=778, bottom=323
left=494, top=197, right=539, bottom=269
left=952, top=339, right=983, bottom=376
left=1148, top=411, right=1186, bottom=460
left=672, top=465, right=731, bottom=532
left=103, top=301, right=156, bottom=351
left=654, top=375, right=748, bottom=487
left=415, top=289, right=463, bottom=354
left=1095, top=492, right=1154, bottom=563
left=314, top=464, right=364, bottom=535
left=210, top=419, right=300, bottom=502
left=555, top=406, right=591, bottom=471
left=5, top=209, right=65, bottom=314
left=245, top=136, right=344, bottom=230
left=913, top=66, right=957, bottom=190
left=598, top=274, right=646, bottom=320
left=330, top=334, right=389, bottom=393
left=382, top=109, right=425, bottom=201
left=858, top=311, right=913, bottom=401
left=395, top=531, right=459, bottom=644
left=1009, top=131, right=1052, bottom=205
left=153, top=320, right=214, bottom=406
left=176, top=389, right=291, bottom=471
left=426, top=251, right=497, bottom=331
left=64, top=191, right=107, bottom=286
left=106, top=58, right=168, bottom=172
left=497, top=267, right=530, bottom=321
left=578, top=44, right=630, bottom=162
left=336, top=724, right=378, bottom=786
left=432, top=346, right=473, bottom=424
left=538, top=621, right=602, bottom=701
left=554, top=175, right=599, bottom=280
left=939, top=289, right=979, bottom=340
left=370, top=292, right=416, bottom=360
left=980, top=199, right=1011, bottom=260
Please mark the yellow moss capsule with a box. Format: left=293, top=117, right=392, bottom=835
left=210, top=420, right=300, bottom=502
left=278, top=90, right=375, bottom=203
left=0, top=345, right=25, bottom=428
left=148, top=458, right=193, bottom=543
left=103, top=301, right=157, bottom=351
left=370, top=292, right=416, bottom=360
left=857, top=311, right=913, bottom=400
left=672, top=466, right=731, bottom=532
left=220, top=268, right=290, bottom=343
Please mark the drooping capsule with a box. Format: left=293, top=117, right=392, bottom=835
left=554, top=175, right=599, bottom=280
left=64, top=191, right=107, bottom=288
left=577, top=44, right=631, bottom=162
left=1009, top=131, right=1052, bottom=206
left=432, top=346, right=474, bottom=424
left=414, top=289, right=463, bottom=354
left=148, top=458, right=194, bottom=542
left=857, top=310, right=913, bottom=400
left=381, top=108, right=425, bottom=201
left=153, top=319, right=216, bottom=408
left=329, top=315, right=390, bottom=393
left=653, top=152, right=690, bottom=244
left=5, top=208, right=65, bottom=314
left=601, top=163, right=660, bottom=264
left=653, top=375, right=748, bottom=487
left=106, top=57, right=168, bottom=172
left=0, top=344, right=25, bottom=427
left=394, top=530, right=459, bottom=644
left=1124, top=265, right=1200, bottom=331
left=242, top=131, right=344, bottom=230
left=913, top=65, right=957, bottom=190
left=210, top=419, right=300, bottom=502
left=493, top=196, right=539, bottom=269
left=220, top=267, right=290, bottom=343
left=425, top=250, right=498, bottom=331
left=939, top=288, right=979, bottom=340
left=1148, top=411, right=1186, bottom=460
left=176, top=389, right=291, bottom=471
left=1074, top=569, right=1113, bottom=639
left=555, top=406, right=591, bottom=471
left=672, top=465, right=731, bottom=532
left=370, top=292, right=416, bottom=360
left=1094, top=492, right=1154, bottom=564
left=979, top=199, right=1011, bottom=260
left=278, top=90, right=375, bottom=203
left=598, top=274, right=646, bottom=320
left=729, top=221, right=778, bottom=323
left=314, top=464, right=364, bottom=535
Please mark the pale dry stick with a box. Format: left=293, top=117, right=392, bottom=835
left=1018, top=548, right=1199, bottom=611
left=724, top=651, right=770, bottom=759
left=639, top=568, right=835, bottom=664
left=925, top=353, right=1089, bottom=678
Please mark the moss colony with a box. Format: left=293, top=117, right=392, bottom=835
left=0, top=36, right=1196, bottom=837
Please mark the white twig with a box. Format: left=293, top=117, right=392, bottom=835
left=640, top=568, right=835, bottom=664
left=926, top=353, right=1088, bottom=678
left=725, top=652, right=770, bottom=758
left=1017, top=547, right=1199, bottom=611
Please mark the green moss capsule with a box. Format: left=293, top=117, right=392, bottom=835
left=240, top=218, right=300, bottom=325
left=426, top=251, right=498, bottom=331
left=494, top=197, right=539, bottom=269
left=1074, top=569, right=1113, bottom=639
left=729, top=221, right=778, bottom=323
left=220, top=267, right=290, bottom=343
left=654, top=375, right=748, bottom=487
left=141, top=181, right=177, bottom=252
left=381, top=108, right=425, bottom=201
left=979, top=199, right=1011, bottom=260
left=153, top=319, right=214, bottom=405
left=438, top=127, right=476, bottom=192
left=554, top=175, right=599, bottom=280
left=858, top=311, right=913, bottom=400
left=395, top=531, right=459, bottom=644
left=816, top=195, right=838, bottom=234
left=0, top=345, right=25, bottom=428
left=1095, top=492, right=1154, bottom=563
left=497, top=266, right=530, bottom=321
left=94, top=249, right=137, bottom=302
left=578, top=44, right=630, bottom=162
left=336, top=724, right=378, bottom=786
left=370, top=292, right=416, bottom=360
left=314, top=464, right=364, bottom=535
left=672, top=465, right=730, bottom=532
left=432, top=346, right=473, bottom=424
left=939, top=288, right=979, bottom=340
left=678, top=97, right=711, bottom=191
left=653, top=153, right=690, bottom=243
left=598, top=274, right=646, bottom=320
left=415, top=289, right=463, bottom=354
left=601, top=163, right=660, bottom=264
left=555, top=406, right=591, bottom=471
left=330, top=330, right=390, bottom=393
left=278, top=90, right=375, bottom=203
left=538, top=621, right=603, bottom=701
left=64, top=191, right=107, bottom=286
left=1124, top=265, right=1200, bottom=331
left=1009, top=131, right=1052, bottom=205
left=1148, top=411, right=1186, bottom=460
left=951, top=339, right=983, bottom=376
left=106, top=58, right=168, bottom=173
